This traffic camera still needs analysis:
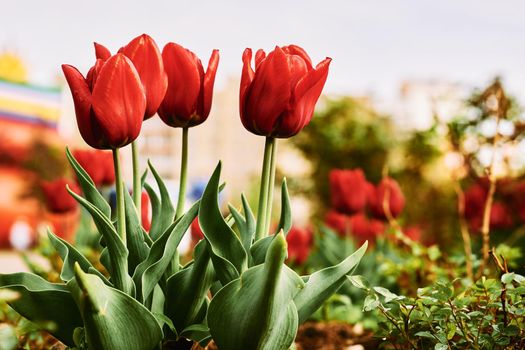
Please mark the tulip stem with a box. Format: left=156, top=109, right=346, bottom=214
left=131, top=141, right=141, bottom=220
left=264, top=139, right=277, bottom=234
left=112, top=148, right=126, bottom=244
left=176, top=127, right=189, bottom=220
left=255, top=137, right=275, bottom=241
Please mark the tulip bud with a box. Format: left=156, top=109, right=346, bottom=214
left=240, top=45, right=331, bottom=138
left=329, top=169, right=368, bottom=215
left=62, top=54, right=146, bottom=149
left=158, top=43, right=219, bottom=128
left=141, top=191, right=151, bottom=232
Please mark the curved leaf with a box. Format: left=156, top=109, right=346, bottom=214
left=294, top=241, right=368, bottom=323
left=47, top=230, right=110, bottom=286
left=133, top=201, right=199, bottom=303
left=274, top=179, right=292, bottom=236
left=69, top=264, right=163, bottom=350
left=208, top=232, right=304, bottom=350
left=66, top=147, right=111, bottom=218
left=199, top=162, right=247, bottom=285
left=0, top=273, right=82, bottom=346
left=228, top=193, right=256, bottom=253
left=147, top=160, right=175, bottom=241
left=165, top=240, right=214, bottom=332
left=67, top=187, right=133, bottom=295
left=123, top=189, right=150, bottom=274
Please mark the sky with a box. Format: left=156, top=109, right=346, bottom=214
left=2, top=0, right=525, bottom=102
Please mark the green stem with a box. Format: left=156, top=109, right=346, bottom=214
left=264, top=138, right=277, bottom=234
left=255, top=137, right=275, bottom=241
left=175, top=127, right=189, bottom=220
left=112, top=148, right=126, bottom=244
left=131, top=141, right=141, bottom=220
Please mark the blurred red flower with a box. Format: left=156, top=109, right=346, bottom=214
left=40, top=178, right=79, bottom=214
left=141, top=191, right=151, bottom=232
left=369, top=177, right=405, bottom=220
left=329, top=169, right=368, bottom=215
left=286, top=226, right=313, bottom=265
left=191, top=217, right=204, bottom=242
left=72, top=149, right=115, bottom=187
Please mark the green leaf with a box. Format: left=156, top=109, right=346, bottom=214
left=274, top=179, right=292, bottom=236
left=250, top=236, right=274, bottom=266
left=0, top=324, right=17, bottom=350
left=199, top=162, right=247, bottom=285
left=146, top=160, right=175, bottom=241
left=363, top=294, right=379, bottom=312
left=66, top=147, right=111, bottom=218
left=294, top=241, right=367, bottom=323
left=67, top=186, right=133, bottom=295
left=123, top=189, right=150, bottom=274
left=0, top=273, right=82, bottom=346
left=373, top=286, right=404, bottom=303
left=208, top=232, right=303, bottom=350
left=68, top=264, right=163, bottom=350
left=347, top=275, right=369, bottom=290
left=180, top=324, right=211, bottom=347
left=166, top=239, right=214, bottom=332
left=133, top=201, right=199, bottom=303
left=47, top=230, right=110, bottom=286
left=228, top=193, right=255, bottom=255
left=501, top=273, right=515, bottom=284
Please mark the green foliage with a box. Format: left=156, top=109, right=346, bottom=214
left=352, top=273, right=525, bottom=349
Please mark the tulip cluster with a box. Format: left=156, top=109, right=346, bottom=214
left=325, top=168, right=407, bottom=244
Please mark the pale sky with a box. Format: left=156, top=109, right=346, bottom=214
left=2, top=0, right=525, bottom=101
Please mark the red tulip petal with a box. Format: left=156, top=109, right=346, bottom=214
left=158, top=42, right=202, bottom=127
left=94, top=42, right=111, bottom=60
left=279, top=57, right=331, bottom=137
left=243, top=46, right=291, bottom=135
left=255, top=49, right=266, bottom=70
left=121, top=34, right=167, bottom=119
left=282, top=45, right=313, bottom=69
left=91, top=54, right=146, bottom=148
left=86, top=59, right=105, bottom=90
left=239, top=48, right=255, bottom=123
left=199, top=49, right=219, bottom=121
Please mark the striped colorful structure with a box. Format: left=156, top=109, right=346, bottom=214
left=0, top=78, right=61, bottom=129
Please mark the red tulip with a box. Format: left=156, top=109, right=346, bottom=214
left=157, top=43, right=219, bottom=128
left=191, top=217, right=204, bottom=242
left=240, top=45, right=331, bottom=138
left=95, top=35, right=168, bottom=119
left=141, top=191, right=151, bottom=232
left=62, top=54, right=146, bottom=149
left=41, top=179, right=80, bottom=214
left=72, top=149, right=115, bottom=187
left=325, top=210, right=350, bottom=237
left=468, top=201, right=513, bottom=231
left=369, top=177, right=405, bottom=220
left=329, top=169, right=368, bottom=214
left=286, top=226, right=313, bottom=265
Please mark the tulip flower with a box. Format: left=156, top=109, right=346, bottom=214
left=41, top=179, right=80, bottom=214
left=95, top=34, right=168, bottom=119
left=191, top=217, right=204, bottom=242
left=62, top=54, right=146, bottom=149
left=286, top=226, right=313, bottom=265
left=240, top=45, right=331, bottom=138
left=369, top=177, right=405, bottom=220
left=158, top=43, right=219, bottom=128
left=329, top=169, right=368, bottom=215
left=325, top=210, right=350, bottom=237
left=141, top=191, right=151, bottom=232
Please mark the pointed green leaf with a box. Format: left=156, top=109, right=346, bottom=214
left=123, top=189, right=150, bottom=274
left=0, top=273, right=82, bottom=346
left=229, top=193, right=256, bottom=253
left=274, top=179, right=292, bottom=236
left=147, top=160, right=175, bottom=241
left=66, top=147, right=111, bottom=218
left=68, top=264, right=162, bottom=350
left=133, top=201, right=199, bottom=303
left=250, top=236, right=274, bottom=266
left=180, top=324, right=211, bottom=347
left=166, top=240, right=214, bottom=332
left=67, top=186, right=133, bottom=295
left=294, top=241, right=368, bottom=323
left=208, top=232, right=304, bottom=350
left=199, top=162, right=247, bottom=285
left=47, top=230, right=110, bottom=286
